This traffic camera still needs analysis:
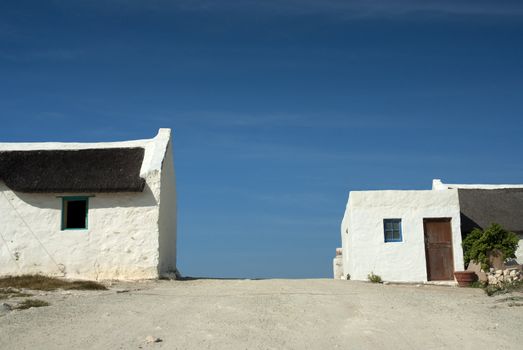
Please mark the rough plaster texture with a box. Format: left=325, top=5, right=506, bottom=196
left=332, top=256, right=343, bottom=279
left=158, top=139, right=177, bottom=275
left=341, top=190, right=464, bottom=282
left=516, top=234, right=523, bottom=263
left=0, top=129, right=176, bottom=280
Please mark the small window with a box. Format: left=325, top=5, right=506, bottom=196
left=62, top=197, right=88, bottom=230
left=384, top=219, right=402, bottom=242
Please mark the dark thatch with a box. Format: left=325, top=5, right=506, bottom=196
left=0, top=148, right=146, bottom=193
left=458, top=189, right=523, bottom=235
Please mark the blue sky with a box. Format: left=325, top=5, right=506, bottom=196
left=1, top=1, right=522, bottom=278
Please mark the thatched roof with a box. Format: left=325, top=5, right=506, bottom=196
left=0, top=148, right=146, bottom=193
left=458, top=189, right=523, bottom=234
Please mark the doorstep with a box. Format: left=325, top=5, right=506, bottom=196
left=423, top=280, right=457, bottom=287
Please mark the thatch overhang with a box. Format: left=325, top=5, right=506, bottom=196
left=0, top=148, right=146, bottom=193
left=458, top=188, right=523, bottom=235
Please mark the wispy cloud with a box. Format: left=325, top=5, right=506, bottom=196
left=147, top=111, right=429, bottom=130
left=60, top=0, right=523, bottom=18
left=0, top=21, right=17, bottom=39
left=0, top=48, right=84, bottom=63
left=276, top=0, right=523, bottom=18
left=34, top=112, right=68, bottom=121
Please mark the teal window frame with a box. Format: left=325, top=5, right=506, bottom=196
left=61, top=196, right=89, bottom=230
left=383, top=218, right=402, bottom=242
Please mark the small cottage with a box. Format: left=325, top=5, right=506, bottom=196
left=335, top=179, right=523, bottom=282
left=0, top=128, right=177, bottom=280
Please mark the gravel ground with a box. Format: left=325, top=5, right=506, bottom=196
left=1, top=278, right=522, bottom=349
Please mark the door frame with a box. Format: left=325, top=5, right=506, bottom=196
left=423, top=218, right=455, bottom=281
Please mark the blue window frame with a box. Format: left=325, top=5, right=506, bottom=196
left=61, top=196, right=89, bottom=230
left=384, top=219, right=402, bottom=242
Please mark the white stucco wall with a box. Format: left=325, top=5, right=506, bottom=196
left=157, top=133, right=177, bottom=276
left=341, top=189, right=464, bottom=282
left=0, top=181, right=161, bottom=280
left=516, top=235, right=523, bottom=263
left=0, top=128, right=177, bottom=280
left=432, top=178, right=523, bottom=190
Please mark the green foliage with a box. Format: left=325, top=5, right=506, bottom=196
left=0, top=275, right=107, bottom=291
left=469, top=281, right=486, bottom=289
left=483, top=280, right=523, bottom=296
left=462, top=228, right=483, bottom=268
left=15, top=298, right=50, bottom=310
left=462, top=223, right=519, bottom=271
left=367, top=272, right=382, bottom=283
left=0, top=288, right=32, bottom=300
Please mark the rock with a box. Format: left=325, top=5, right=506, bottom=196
left=116, top=289, right=130, bottom=294
left=488, top=275, right=497, bottom=285
left=467, top=261, right=488, bottom=282
left=145, top=336, right=162, bottom=343
left=333, top=255, right=343, bottom=279
left=0, top=303, right=12, bottom=315
left=484, top=267, right=523, bottom=285
left=383, top=281, right=390, bottom=285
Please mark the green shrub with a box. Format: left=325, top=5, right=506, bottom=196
left=484, top=280, right=523, bottom=296
left=462, top=223, right=519, bottom=271
left=0, top=275, right=107, bottom=291
left=15, top=298, right=50, bottom=310
left=368, top=272, right=382, bottom=283
left=0, top=288, right=32, bottom=300
left=469, top=281, right=486, bottom=289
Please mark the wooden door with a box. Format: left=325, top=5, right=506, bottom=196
left=424, top=219, right=454, bottom=281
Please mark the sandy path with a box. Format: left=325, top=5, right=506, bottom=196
left=1, top=279, right=521, bottom=349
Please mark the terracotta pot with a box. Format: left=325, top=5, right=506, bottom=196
left=454, top=271, right=478, bottom=287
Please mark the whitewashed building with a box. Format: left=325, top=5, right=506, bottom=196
left=336, top=179, right=523, bottom=282
left=0, top=128, right=177, bottom=281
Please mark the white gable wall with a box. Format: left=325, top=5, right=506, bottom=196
left=341, top=189, right=464, bottom=282
left=158, top=135, right=177, bottom=276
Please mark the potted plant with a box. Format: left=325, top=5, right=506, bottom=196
left=454, top=271, right=477, bottom=287
left=457, top=223, right=519, bottom=287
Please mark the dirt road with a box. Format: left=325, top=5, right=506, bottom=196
left=1, top=279, right=521, bottom=349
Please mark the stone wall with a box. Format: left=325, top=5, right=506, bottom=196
left=486, top=268, right=521, bottom=286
